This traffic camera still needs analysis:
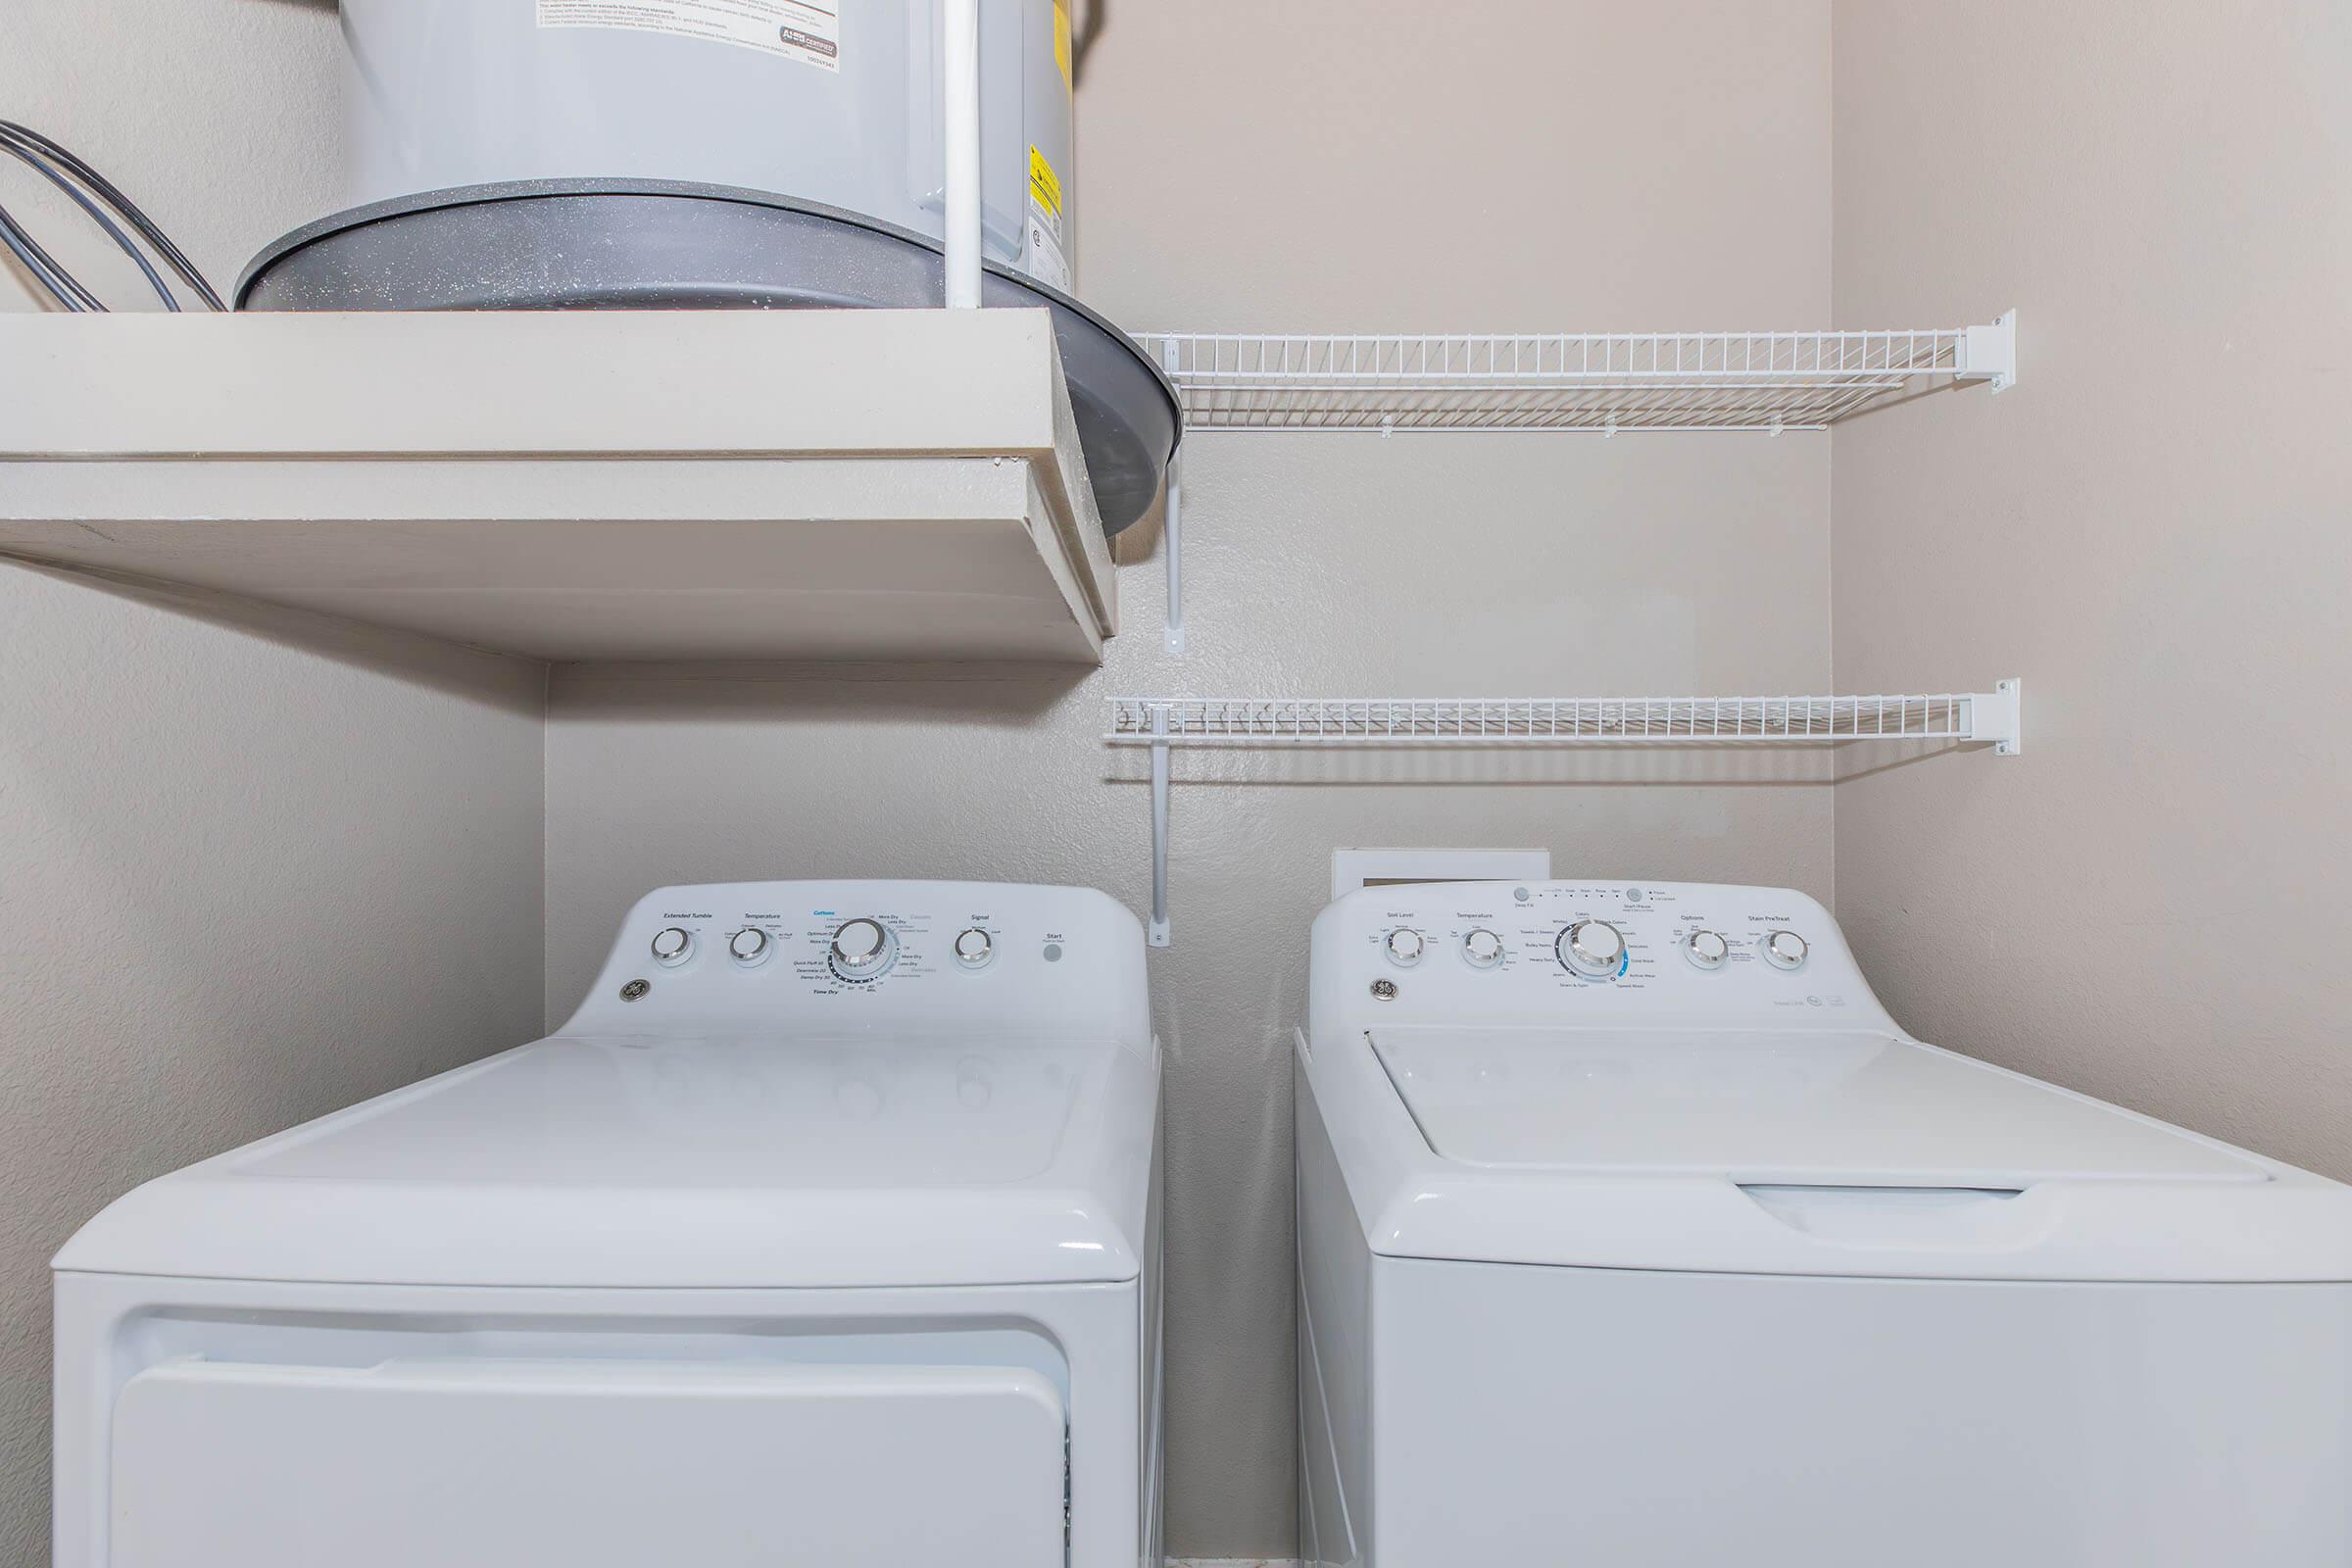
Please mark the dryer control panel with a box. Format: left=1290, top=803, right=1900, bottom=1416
left=1313, top=880, right=1898, bottom=1034
left=564, top=880, right=1152, bottom=1045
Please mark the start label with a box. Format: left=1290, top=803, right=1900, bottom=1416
left=536, top=0, right=841, bottom=72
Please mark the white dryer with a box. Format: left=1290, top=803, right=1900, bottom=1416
left=1297, top=879, right=2352, bottom=1568
left=56, top=880, right=1162, bottom=1568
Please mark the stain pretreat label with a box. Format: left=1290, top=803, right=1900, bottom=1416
left=536, top=0, right=842, bottom=71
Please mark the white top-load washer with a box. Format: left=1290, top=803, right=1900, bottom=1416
left=55, top=881, right=1162, bottom=1568
left=1297, top=880, right=2352, bottom=1568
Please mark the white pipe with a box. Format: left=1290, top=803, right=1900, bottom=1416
left=1161, top=461, right=1185, bottom=654
left=943, top=0, right=983, bottom=309
left=1149, top=706, right=1171, bottom=947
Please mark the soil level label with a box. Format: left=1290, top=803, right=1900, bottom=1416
left=536, top=0, right=841, bottom=72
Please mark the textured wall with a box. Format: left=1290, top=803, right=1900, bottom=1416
left=1831, top=2, right=2352, bottom=1178
left=0, top=7, right=547, bottom=1566
left=546, top=3, right=1835, bottom=1555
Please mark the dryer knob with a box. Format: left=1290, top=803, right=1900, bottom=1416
left=728, top=927, right=772, bottom=966
left=650, top=927, right=695, bottom=966
left=1762, top=929, right=1810, bottom=970
left=1461, top=929, right=1506, bottom=969
left=953, top=928, right=995, bottom=968
left=1558, top=919, right=1627, bottom=978
left=829, top=918, right=896, bottom=977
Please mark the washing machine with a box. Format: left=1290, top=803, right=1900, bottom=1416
left=1296, top=879, right=2352, bottom=1568
left=55, top=880, right=1161, bottom=1568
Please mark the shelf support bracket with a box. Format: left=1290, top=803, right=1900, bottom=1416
left=1961, top=310, right=2019, bottom=393
left=1163, top=456, right=1186, bottom=655
left=1148, top=705, right=1173, bottom=946
left=1976, top=677, right=2025, bottom=756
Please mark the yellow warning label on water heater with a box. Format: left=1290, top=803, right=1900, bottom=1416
left=1054, top=0, right=1073, bottom=90
left=1026, top=145, right=1070, bottom=292
left=1028, top=146, right=1063, bottom=224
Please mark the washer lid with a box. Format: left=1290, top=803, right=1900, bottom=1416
left=1370, top=1028, right=2266, bottom=1188
left=56, top=1033, right=1157, bottom=1290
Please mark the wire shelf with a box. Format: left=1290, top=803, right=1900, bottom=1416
left=1136, top=320, right=2015, bottom=432
left=1108, top=690, right=2021, bottom=748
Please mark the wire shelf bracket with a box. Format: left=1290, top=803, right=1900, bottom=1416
left=1136, top=313, right=2017, bottom=650
left=1113, top=681, right=2022, bottom=947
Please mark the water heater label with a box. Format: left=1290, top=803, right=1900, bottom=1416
left=536, top=0, right=842, bottom=72
left=1026, top=145, right=1071, bottom=292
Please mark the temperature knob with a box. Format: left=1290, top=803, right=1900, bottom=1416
left=953, top=928, right=995, bottom=969
left=728, top=927, right=772, bottom=967
left=1557, top=919, right=1627, bottom=979
left=1684, top=930, right=1731, bottom=971
left=1762, top=929, right=1810, bottom=971
left=650, top=927, right=695, bottom=967
left=1461, top=929, right=1506, bottom=969
left=828, top=918, right=898, bottom=981
left=1385, top=929, right=1426, bottom=967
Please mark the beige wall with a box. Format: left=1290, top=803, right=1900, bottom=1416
left=546, top=3, right=1835, bottom=1555
left=1831, top=2, right=2352, bottom=1178
left=0, top=7, right=548, bottom=1566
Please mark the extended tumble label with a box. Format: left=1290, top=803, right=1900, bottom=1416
left=536, top=0, right=841, bottom=71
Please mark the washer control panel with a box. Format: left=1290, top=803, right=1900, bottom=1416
left=1316, top=880, right=1890, bottom=1030
left=566, top=880, right=1152, bottom=1042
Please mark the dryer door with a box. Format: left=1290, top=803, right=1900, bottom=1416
left=110, top=1357, right=1066, bottom=1568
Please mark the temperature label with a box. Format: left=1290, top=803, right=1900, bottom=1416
left=536, top=0, right=841, bottom=72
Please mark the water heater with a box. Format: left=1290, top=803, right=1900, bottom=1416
left=237, top=0, right=1177, bottom=534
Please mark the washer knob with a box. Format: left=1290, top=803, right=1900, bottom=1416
left=650, top=927, right=695, bottom=966
left=953, top=928, right=995, bottom=969
left=1762, top=929, right=1810, bottom=970
left=829, top=918, right=896, bottom=976
left=1558, top=919, right=1627, bottom=978
left=1385, top=928, right=1426, bottom=967
left=728, top=927, right=772, bottom=966
left=1461, top=928, right=1506, bottom=969
left=1684, top=929, right=1731, bottom=970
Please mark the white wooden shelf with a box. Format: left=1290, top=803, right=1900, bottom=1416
left=0, top=309, right=1116, bottom=663
left=1112, top=684, right=2023, bottom=946
left=1138, top=317, right=2016, bottom=433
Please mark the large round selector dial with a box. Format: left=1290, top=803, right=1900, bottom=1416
left=953, top=927, right=996, bottom=970
left=1557, top=919, right=1627, bottom=979
left=828, top=918, right=899, bottom=981
left=1761, top=929, right=1810, bottom=970
left=650, top=926, right=695, bottom=967
left=728, top=927, right=772, bottom=967
left=1684, top=929, right=1731, bottom=971
left=1461, top=928, right=1506, bottom=969
left=1385, top=928, right=1426, bottom=967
